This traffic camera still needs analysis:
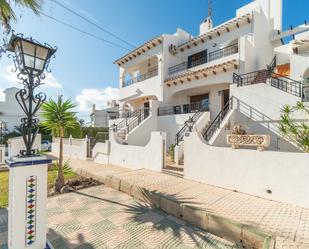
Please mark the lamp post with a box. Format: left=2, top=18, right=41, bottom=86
left=186, top=116, right=194, bottom=132
left=5, top=33, right=56, bottom=249
left=0, top=121, right=7, bottom=144
left=6, top=33, right=56, bottom=157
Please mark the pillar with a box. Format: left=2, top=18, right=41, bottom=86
left=6, top=157, right=52, bottom=249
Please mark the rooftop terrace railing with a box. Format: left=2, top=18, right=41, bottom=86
left=168, top=43, right=238, bottom=75
left=123, top=67, right=158, bottom=87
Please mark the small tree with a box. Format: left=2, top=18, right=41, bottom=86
left=41, top=96, right=79, bottom=192
left=279, top=101, right=309, bottom=153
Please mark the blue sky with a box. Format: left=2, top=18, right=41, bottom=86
left=0, top=0, right=308, bottom=121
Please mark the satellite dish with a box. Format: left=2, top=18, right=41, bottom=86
left=169, top=44, right=178, bottom=55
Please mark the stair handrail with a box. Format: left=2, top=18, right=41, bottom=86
left=175, top=105, right=208, bottom=145
left=267, top=55, right=277, bottom=76
left=203, top=97, right=234, bottom=142
left=113, top=109, right=142, bottom=132
left=126, top=108, right=150, bottom=134
left=233, top=72, right=243, bottom=86
left=270, top=73, right=302, bottom=97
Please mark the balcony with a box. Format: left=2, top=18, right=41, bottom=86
left=168, top=44, right=238, bottom=75
left=158, top=101, right=209, bottom=116
left=123, top=67, right=158, bottom=87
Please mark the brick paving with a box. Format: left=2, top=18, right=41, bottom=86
left=0, top=186, right=241, bottom=249
left=66, top=158, right=309, bottom=249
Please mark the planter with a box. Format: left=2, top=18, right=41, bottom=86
left=227, top=134, right=270, bottom=151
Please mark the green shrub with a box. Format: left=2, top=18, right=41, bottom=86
left=169, top=144, right=175, bottom=162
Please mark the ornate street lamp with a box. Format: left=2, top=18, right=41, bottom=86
left=0, top=121, right=7, bottom=144
left=6, top=33, right=56, bottom=156
left=186, top=116, right=194, bottom=132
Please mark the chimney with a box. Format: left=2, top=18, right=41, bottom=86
left=200, top=17, right=213, bottom=35
left=92, top=104, right=96, bottom=113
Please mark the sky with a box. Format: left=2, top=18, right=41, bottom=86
left=0, top=0, right=308, bottom=122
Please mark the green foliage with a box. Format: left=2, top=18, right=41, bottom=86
left=279, top=101, right=309, bottom=153
left=169, top=144, right=175, bottom=162
left=40, top=96, right=79, bottom=136
left=54, top=160, right=74, bottom=175
left=80, top=127, right=109, bottom=138
left=0, top=0, right=41, bottom=27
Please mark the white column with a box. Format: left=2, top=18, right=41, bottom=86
left=7, top=157, right=51, bottom=249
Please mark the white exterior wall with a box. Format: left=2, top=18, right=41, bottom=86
left=94, top=131, right=166, bottom=172
left=7, top=134, right=41, bottom=158
left=0, top=145, right=5, bottom=164
left=184, top=132, right=309, bottom=208
left=52, top=137, right=88, bottom=160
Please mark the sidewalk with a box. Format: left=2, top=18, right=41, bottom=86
left=67, top=158, right=309, bottom=249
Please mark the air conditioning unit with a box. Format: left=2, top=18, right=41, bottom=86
left=169, top=44, right=178, bottom=55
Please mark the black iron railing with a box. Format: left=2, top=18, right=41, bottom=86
left=175, top=108, right=206, bottom=145
left=233, top=70, right=269, bottom=87
left=267, top=55, right=277, bottom=75
left=158, top=102, right=209, bottom=116
left=270, top=74, right=302, bottom=97
left=303, top=86, right=309, bottom=102
left=203, top=97, right=234, bottom=142
left=113, top=108, right=150, bottom=137
left=168, top=44, right=238, bottom=75
left=124, top=67, right=158, bottom=87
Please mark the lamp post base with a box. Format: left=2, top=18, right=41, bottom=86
left=6, top=156, right=52, bottom=249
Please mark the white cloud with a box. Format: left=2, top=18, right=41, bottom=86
left=75, top=87, right=119, bottom=112
left=4, top=65, right=62, bottom=89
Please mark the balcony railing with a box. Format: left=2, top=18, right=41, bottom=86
left=168, top=43, right=238, bottom=75
left=158, top=101, right=209, bottom=116
left=123, top=67, right=158, bottom=87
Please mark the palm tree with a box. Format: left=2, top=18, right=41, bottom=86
left=41, top=96, right=79, bottom=192
left=279, top=101, right=309, bottom=153
left=0, top=0, right=42, bottom=33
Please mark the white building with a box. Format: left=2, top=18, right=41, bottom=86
left=0, top=87, right=44, bottom=133
left=90, top=101, right=119, bottom=128
left=0, top=87, right=26, bottom=132
left=107, top=0, right=309, bottom=153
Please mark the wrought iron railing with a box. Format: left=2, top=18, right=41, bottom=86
left=267, top=55, right=277, bottom=75
left=303, top=86, right=309, bottom=102
left=112, top=108, right=150, bottom=137
left=175, top=108, right=207, bottom=145
left=203, top=97, right=234, bottom=142
left=123, top=67, right=158, bottom=87
left=233, top=70, right=269, bottom=87
left=168, top=44, right=238, bottom=75
left=270, top=74, right=302, bottom=97
left=158, top=102, right=209, bottom=116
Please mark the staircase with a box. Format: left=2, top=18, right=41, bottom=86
left=202, top=97, right=234, bottom=142
left=175, top=107, right=208, bottom=145
left=113, top=108, right=150, bottom=141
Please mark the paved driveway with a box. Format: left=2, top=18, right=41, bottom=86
left=0, top=185, right=241, bottom=249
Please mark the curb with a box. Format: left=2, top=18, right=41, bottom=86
left=76, top=169, right=275, bottom=249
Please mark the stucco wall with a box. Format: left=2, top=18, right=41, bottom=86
left=184, top=132, right=309, bottom=208
left=94, top=131, right=166, bottom=172
left=52, top=137, right=88, bottom=160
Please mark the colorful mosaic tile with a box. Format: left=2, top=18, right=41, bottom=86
left=26, top=175, right=37, bottom=247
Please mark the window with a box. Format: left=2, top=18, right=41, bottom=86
left=188, top=49, right=207, bottom=68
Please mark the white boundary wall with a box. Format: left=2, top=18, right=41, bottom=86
left=7, top=134, right=41, bottom=158
left=0, top=145, right=5, bottom=164
left=93, top=131, right=166, bottom=172
left=184, top=132, right=309, bottom=208
left=52, top=136, right=88, bottom=160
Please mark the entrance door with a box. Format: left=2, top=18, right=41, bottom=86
left=221, top=89, right=230, bottom=110
left=190, top=93, right=209, bottom=111
left=144, top=102, right=150, bottom=118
